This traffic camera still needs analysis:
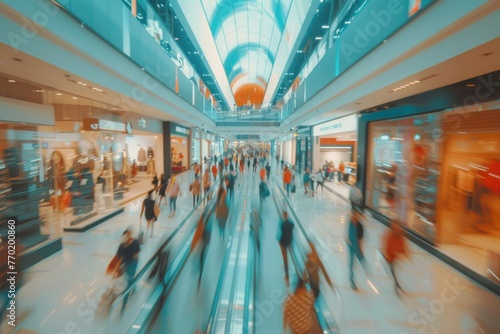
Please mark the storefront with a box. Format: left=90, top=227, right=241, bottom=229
left=295, top=126, right=312, bottom=172
left=191, top=128, right=201, bottom=166
left=38, top=109, right=165, bottom=231
left=162, top=122, right=190, bottom=177
left=0, top=97, right=62, bottom=268
left=360, top=103, right=500, bottom=287
left=278, top=133, right=296, bottom=167
left=312, top=114, right=358, bottom=195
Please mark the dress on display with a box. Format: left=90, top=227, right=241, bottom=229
left=137, top=148, right=147, bottom=163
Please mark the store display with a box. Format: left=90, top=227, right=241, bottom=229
left=0, top=156, right=49, bottom=250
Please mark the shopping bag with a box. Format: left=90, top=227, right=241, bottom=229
left=191, top=220, right=205, bottom=251
left=96, top=275, right=127, bottom=316
left=263, top=183, right=270, bottom=197
left=106, top=255, right=123, bottom=277
left=138, top=228, right=144, bottom=245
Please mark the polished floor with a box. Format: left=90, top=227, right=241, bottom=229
left=4, top=165, right=500, bottom=334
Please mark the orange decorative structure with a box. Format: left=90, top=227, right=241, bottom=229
left=233, top=83, right=265, bottom=107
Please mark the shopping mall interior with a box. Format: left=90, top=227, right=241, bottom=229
left=0, top=0, right=499, bottom=333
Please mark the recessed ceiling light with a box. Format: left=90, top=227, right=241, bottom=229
left=8, top=80, right=15, bottom=83
left=322, top=25, right=329, bottom=29
left=315, top=37, right=322, bottom=40
left=466, top=84, right=475, bottom=87
left=72, top=97, right=78, bottom=100
left=56, top=93, right=62, bottom=96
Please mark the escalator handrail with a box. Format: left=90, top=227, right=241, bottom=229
left=271, top=180, right=340, bottom=334
left=206, top=174, right=250, bottom=333
left=126, top=194, right=219, bottom=334
left=110, top=184, right=219, bottom=308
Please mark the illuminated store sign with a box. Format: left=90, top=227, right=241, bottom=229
left=313, top=114, right=357, bottom=136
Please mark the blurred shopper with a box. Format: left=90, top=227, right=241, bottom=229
left=228, top=165, right=237, bottom=201
left=211, top=163, right=218, bottom=181
left=309, top=169, right=316, bottom=197
left=304, top=241, right=333, bottom=298
left=278, top=211, right=294, bottom=286
left=247, top=157, right=251, bottom=170
left=216, top=187, right=229, bottom=238
left=259, top=178, right=270, bottom=209
left=253, top=157, right=258, bottom=172
left=303, top=168, right=312, bottom=195
left=283, top=279, right=317, bottom=334
left=202, top=168, right=211, bottom=202
left=260, top=166, right=266, bottom=181
left=158, top=173, right=168, bottom=206
left=152, top=172, right=159, bottom=193
left=116, top=228, right=140, bottom=314
left=338, top=161, right=345, bottom=184
left=381, top=221, right=409, bottom=295
left=265, top=162, right=271, bottom=180
left=140, top=190, right=159, bottom=239
left=349, top=180, right=364, bottom=214
left=283, top=166, right=292, bottom=196
left=224, top=156, right=229, bottom=171
left=346, top=208, right=368, bottom=290
left=322, top=161, right=329, bottom=179
left=315, top=169, right=325, bottom=193
left=280, top=158, right=284, bottom=170
left=190, top=176, right=201, bottom=208
left=166, top=176, right=181, bottom=217
left=193, top=162, right=200, bottom=178
left=239, top=158, right=245, bottom=175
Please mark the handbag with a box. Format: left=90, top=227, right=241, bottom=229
left=291, top=185, right=296, bottom=193
left=154, top=203, right=160, bottom=219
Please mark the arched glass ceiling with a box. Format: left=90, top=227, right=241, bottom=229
left=201, top=0, right=293, bottom=103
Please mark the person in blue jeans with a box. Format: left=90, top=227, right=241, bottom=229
left=347, top=208, right=368, bottom=290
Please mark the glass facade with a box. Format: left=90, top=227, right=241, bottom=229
left=366, top=107, right=500, bottom=284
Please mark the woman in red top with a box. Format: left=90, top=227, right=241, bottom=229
left=283, top=166, right=292, bottom=196
left=382, top=221, right=409, bottom=294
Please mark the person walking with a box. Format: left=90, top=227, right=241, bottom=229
left=346, top=208, right=368, bottom=290
left=227, top=165, right=237, bottom=201
left=309, top=169, right=316, bottom=197
left=338, top=161, right=345, bottom=184
left=215, top=187, right=229, bottom=238
left=278, top=211, right=294, bottom=286
left=190, top=176, right=201, bottom=208
left=304, top=241, right=333, bottom=298
left=259, top=178, right=270, bottom=209
left=202, top=168, right=211, bottom=202
left=157, top=174, right=168, bottom=206
left=211, top=163, right=218, bottom=181
left=253, top=157, right=258, bottom=172
left=381, top=221, right=409, bottom=296
left=140, top=190, right=159, bottom=239
left=315, top=169, right=325, bottom=193
left=283, top=166, right=292, bottom=196
left=283, top=279, right=318, bottom=334
left=303, top=168, right=312, bottom=195
left=115, top=228, right=140, bottom=314
left=265, top=162, right=271, bottom=180
left=152, top=172, right=159, bottom=193
left=166, top=176, right=181, bottom=217
left=259, top=166, right=266, bottom=181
